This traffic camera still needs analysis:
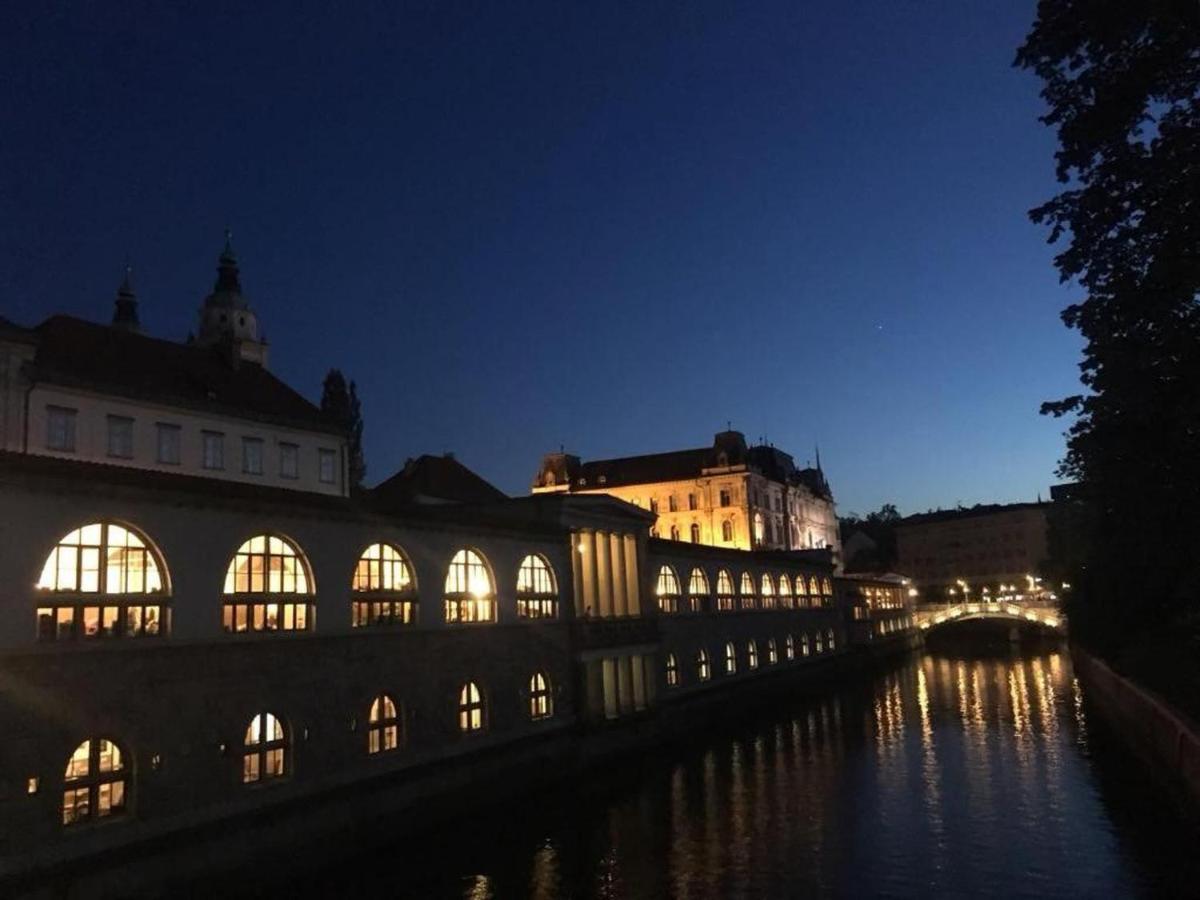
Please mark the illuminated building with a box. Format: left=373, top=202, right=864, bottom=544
left=0, top=243, right=914, bottom=887
left=531, top=430, right=842, bottom=567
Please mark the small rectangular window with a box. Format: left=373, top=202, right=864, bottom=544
left=719, top=489, right=731, bottom=507
left=668, top=495, right=678, bottom=513
left=688, top=493, right=697, bottom=511
left=279, top=442, right=299, bottom=479
left=46, top=406, right=77, bottom=452
left=242, top=437, right=264, bottom=475
left=202, top=431, right=225, bottom=470
left=156, top=423, right=181, bottom=464
left=107, top=415, right=134, bottom=459
left=318, top=448, right=337, bottom=484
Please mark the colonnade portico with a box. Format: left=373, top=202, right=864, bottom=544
left=572, top=528, right=641, bottom=617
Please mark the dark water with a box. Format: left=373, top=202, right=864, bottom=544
left=256, top=647, right=1199, bottom=898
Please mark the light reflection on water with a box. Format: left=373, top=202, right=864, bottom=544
left=257, top=648, right=1199, bottom=899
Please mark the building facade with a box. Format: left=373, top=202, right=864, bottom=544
left=0, top=246, right=915, bottom=887
left=895, top=502, right=1050, bottom=599
left=531, top=431, right=842, bottom=567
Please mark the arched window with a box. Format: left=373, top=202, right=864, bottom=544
left=778, top=575, right=793, bottom=609
left=37, top=522, right=168, bottom=641
left=715, top=569, right=735, bottom=612
left=721, top=520, right=734, bottom=543
left=767, top=638, right=778, bottom=664
left=689, top=523, right=701, bottom=544
left=739, top=572, right=756, bottom=610
left=352, top=544, right=417, bottom=628
left=815, top=630, right=825, bottom=653
left=367, top=695, right=400, bottom=754
left=687, top=567, right=708, bottom=613
left=785, top=633, right=795, bottom=660
left=62, top=738, right=127, bottom=826
left=697, top=648, right=712, bottom=682
left=444, top=550, right=495, bottom=623
left=655, top=565, right=681, bottom=614
left=760, top=574, right=776, bottom=610
left=801, top=632, right=811, bottom=657
left=669, top=525, right=680, bottom=542
left=822, top=577, right=834, bottom=598
left=724, top=641, right=738, bottom=674
left=747, top=639, right=759, bottom=670
left=665, top=653, right=679, bottom=687
left=517, top=555, right=558, bottom=619
left=796, top=573, right=809, bottom=607
left=826, top=628, right=836, bottom=651
left=753, top=513, right=765, bottom=545
left=243, top=713, right=286, bottom=784
left=223, top=535, right=313, bottom=634
left=458, top=682, right=486, bottom=733
left=529, top=672, right=553, bottom=720
left=809, top=576, right=822, bottom=602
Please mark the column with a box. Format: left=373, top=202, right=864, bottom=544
left=596, top=529, right=613, bottom=617
left=623, top=533, right=640, bottom=616
left=581, top=530, right=598, bottom=618
left=602, top=658, right=619, bottom=720
left=616, top=655, right=633, bottom=715
left=611, top=532, right=628, bottom=617
left=572, top=531, right=585, bottom=616
left=631, top=654, right=647, bottom=711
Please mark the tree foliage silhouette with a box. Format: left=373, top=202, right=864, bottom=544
left=321, top=369, right=367, bottom=492
left=1016, top=1, right=1200, bottom=647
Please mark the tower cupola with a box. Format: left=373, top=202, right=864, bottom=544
left=111, top=265, right=140, bottom=333
left=195, top=230, right=269, bottom=367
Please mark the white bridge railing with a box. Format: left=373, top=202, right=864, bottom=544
left=913, top=598, right=1064, bottom=632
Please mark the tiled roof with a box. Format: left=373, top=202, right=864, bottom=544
left=373, top=454, right=508, bottom=506
left=28, top=315, right=341, bottom=435
left=575, top=447, right=714, bottom=489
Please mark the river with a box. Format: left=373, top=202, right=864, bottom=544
left=249, top=645, right=1199, bottom=898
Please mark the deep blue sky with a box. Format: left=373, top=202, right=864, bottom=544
left=1, top=1, right=1081, bottom=515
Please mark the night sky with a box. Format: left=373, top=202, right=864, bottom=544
left=1, top=1, right=1081, bottom=515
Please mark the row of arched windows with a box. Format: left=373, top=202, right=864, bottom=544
left=654, top=565, right=834, bottom=615
left=33, top=521, right=561, bottom=641
left=663, top=629, right=838, bottom=688
left=54, top=672, right=556, bottom=828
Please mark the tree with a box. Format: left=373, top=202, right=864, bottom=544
left=321, top=369, right=367, bottom=492
left=839, top=503, right=902, bottom=573
left=1016, top=2, right=1200, bottom=649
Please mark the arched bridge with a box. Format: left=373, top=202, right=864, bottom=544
left=914, top=599, right=1065, bottom=634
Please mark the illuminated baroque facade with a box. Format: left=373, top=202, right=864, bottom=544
left=532, top=430, right=842, bottom=567
left=0, top=246, right=913, bottom=888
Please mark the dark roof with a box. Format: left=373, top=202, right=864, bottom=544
left=373, top=454, right=508, bottom=507
left=28, top=315, right=341, bottom=435
left=576, top=447, right=713, bottom=489
left=898, top=502, right=1049, bottom=528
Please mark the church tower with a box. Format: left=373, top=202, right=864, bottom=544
left=194, top=230, right=269, bottom=367
left=111, top=265, right=140, bottom=333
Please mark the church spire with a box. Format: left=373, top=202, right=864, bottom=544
left=111, top=264, right=140, bottom=333
left=214, top=227, right=242, bottom=295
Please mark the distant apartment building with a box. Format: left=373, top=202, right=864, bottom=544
left=894, top=502, right=1049, bottom=597
left=531, top=430, right=842, bottom=567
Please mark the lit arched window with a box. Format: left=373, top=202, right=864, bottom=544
left=665, top=653, right=679, bottom=687
left=826, top=628, right=836, bottom=651
left=243, top=713, right=287, bottom=784
left=815, top=630, right=825, bottom=653
left=697, top=648, right=711, bottom=681
left=655, top=565, right=681, bottom=614
left=223, top=535, right=313, bottom=634
left=747, top=639, right=759, bottom=670
left=809, top=576, right=822, bottom=602
left=801, top=632, right=811, bottom=657
left=529, top=672, right=553, bottom=720
left=716, top=569, right=735, bottom=611
left=785, top=633, right=795, bottom=660
left=767, top=638, right=778, bottom=664
left=352, top=544, right=417, bottom=627
left=753, top=513, right=765, bottom=544
left=760, top=574, right=776, bottom=610
left=739, top=572, right=756, bottom=610
left=721, top=520, right=734, bottom=543
left=367, top=695, right=400, bottom=754
left=458, top=682, right=486, bottom=733
left=62, top=738, right=127, bottom=826
left=690, top=523, right=701, bottom=544
left=822, top=577, right=834, bottom=597
left=687, top=567, right=708, bottom=613
left=778, top=575, right=793, bottom=609
left=517, top=555, right=558, bottom=619
left=444, top=550, right=495, bottom=623
left=669, top=525, right=680, bottom=542
left=724, top=641, right=738, bottom=674
left=37, top=522, right=168, bottom=641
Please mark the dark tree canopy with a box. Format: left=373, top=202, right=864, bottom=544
left=321, top=368, right=367, bottom=492
left=1016, top=1, right=1200, bottom=645
left=839, top=504, right=901, bottom=573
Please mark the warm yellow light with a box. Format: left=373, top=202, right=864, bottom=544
left=577, top=542, right=586, bottom=553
